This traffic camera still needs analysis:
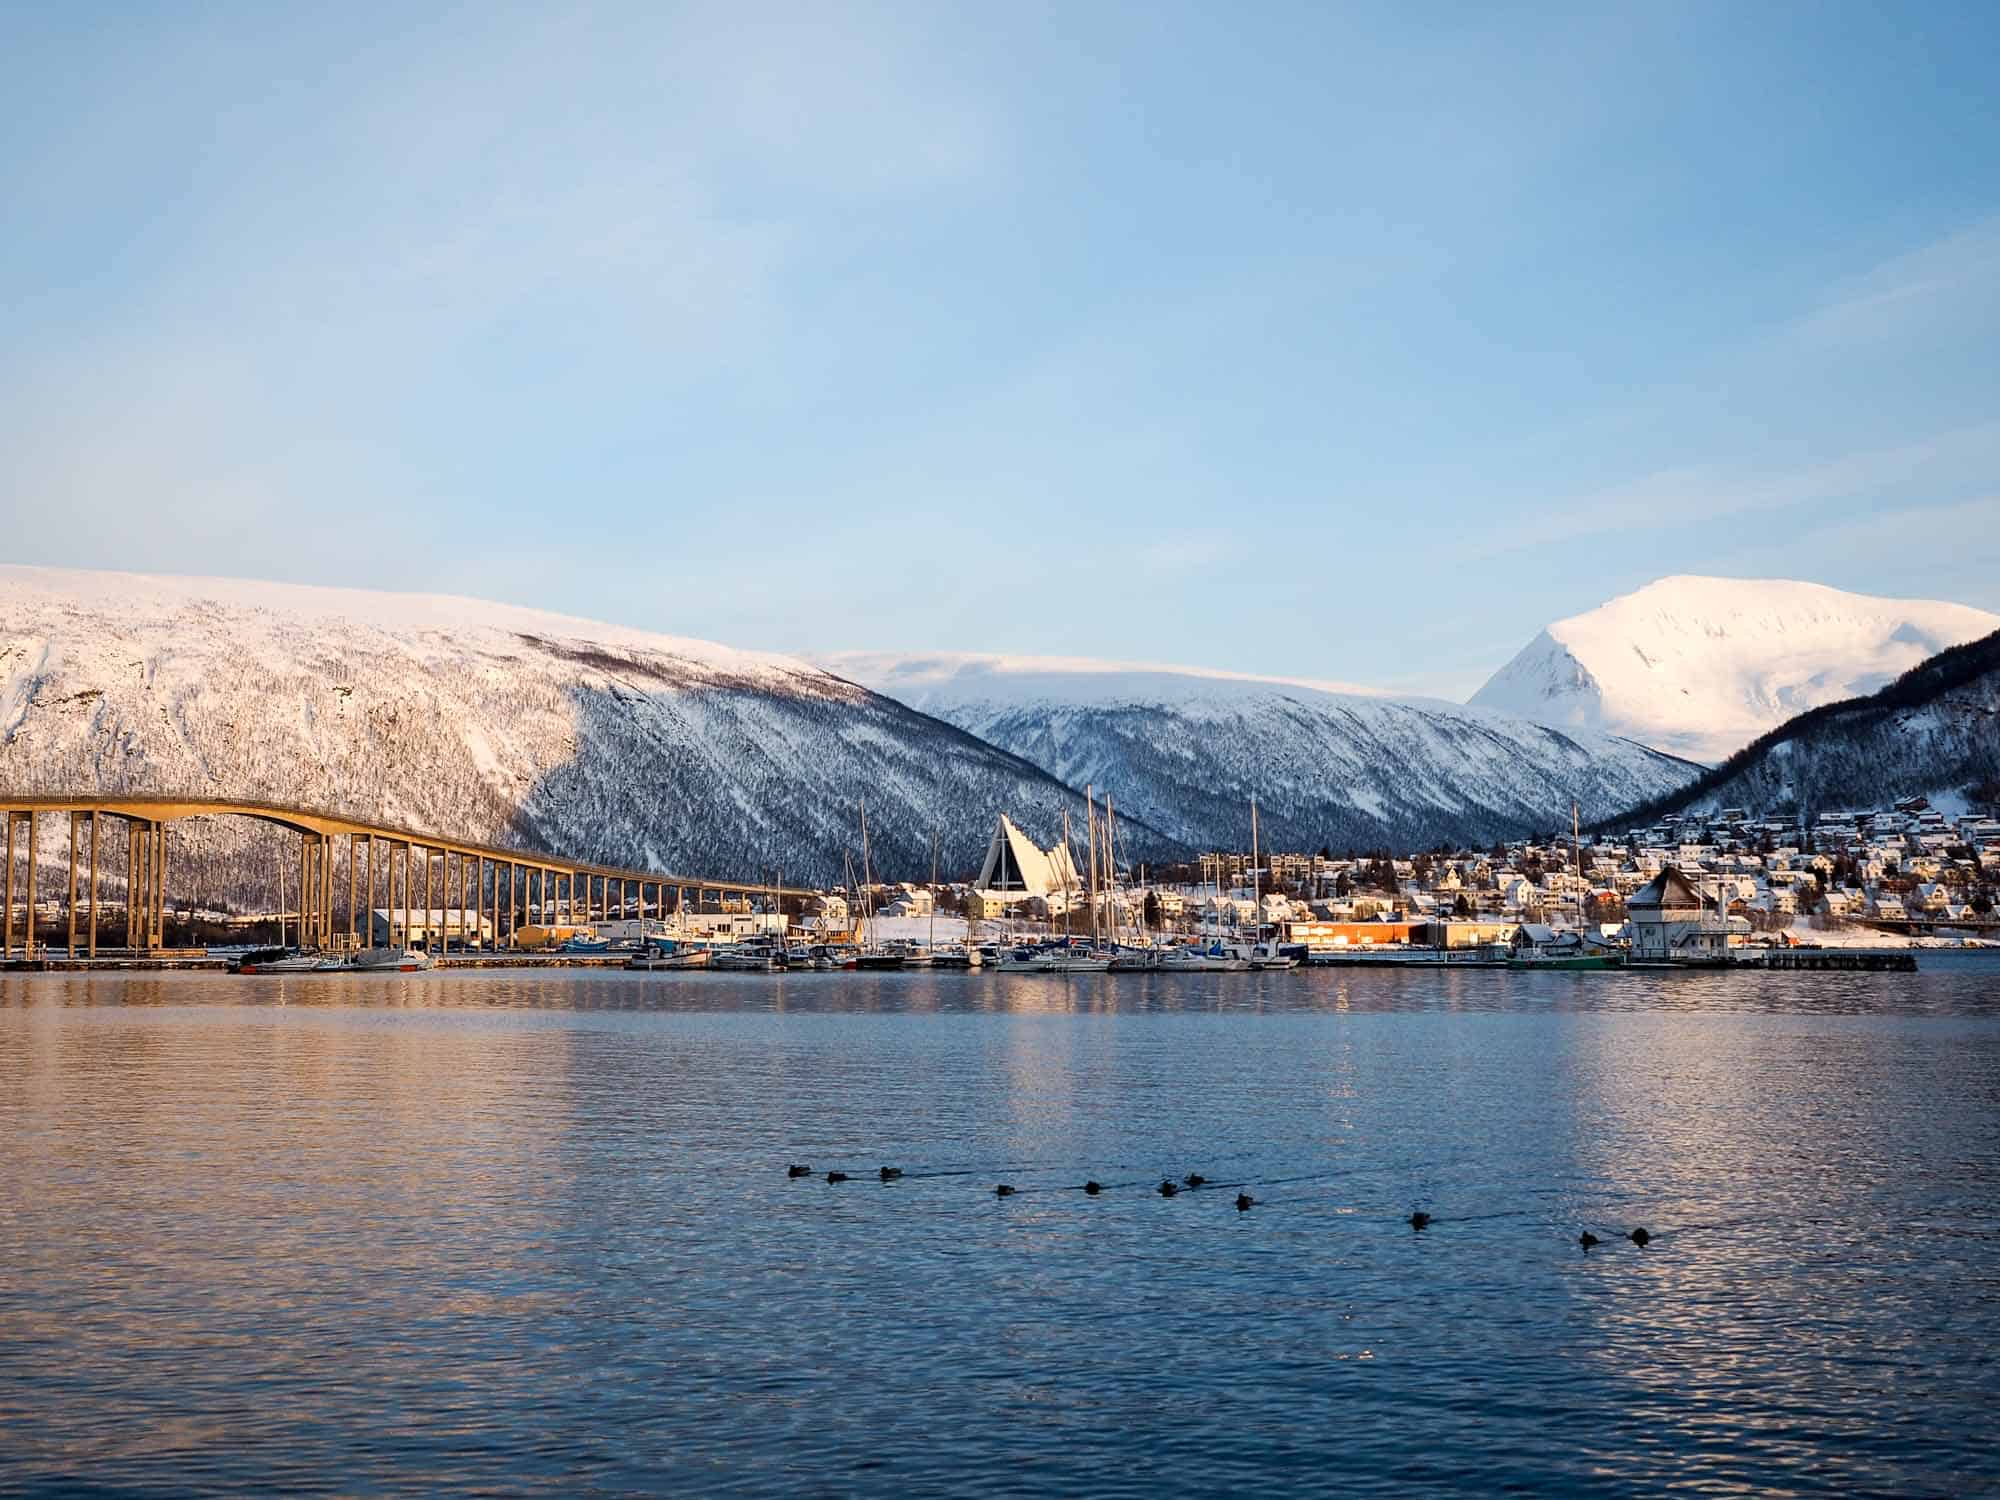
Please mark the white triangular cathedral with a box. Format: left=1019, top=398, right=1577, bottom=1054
left=971, top=814, right=1080, bottom=914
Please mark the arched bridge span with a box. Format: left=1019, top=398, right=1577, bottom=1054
left=0, top=795, right=806, bottom=959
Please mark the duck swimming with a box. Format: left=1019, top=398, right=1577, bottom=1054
left=1235, top=1193, right=1256, bottom=1212
left=1183, top=1173, right=1207, bottom=1188
left=995, top=1183, right=1016, bottom=1197
left=825, top=1171, right=849, bottom=1184
left=1579, top=1231, right=1600, bottom=1249
left=1629, top=1227, right=1651, bottom=1247
left=1409, top=1211, right=1432, bottom=1231
left=787, top=1164, right=812, bottom=1178
left=1158, top=1180, right=1179, bottom=1198
left=879, top=1167, right=903, bottom=1181
left=1083, top=1181, right=1103, bottom=1195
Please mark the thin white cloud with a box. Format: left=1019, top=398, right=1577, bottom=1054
left=1463, top=421, right=2000, bottom=558
left=1788, top=216, right=2000, bottom=348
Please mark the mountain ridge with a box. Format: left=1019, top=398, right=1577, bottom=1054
left=1594, top=626, right=2000, bottom=827
left=0, top=565, right=1166, bottom=888
left=822, top=651, right=1703, bottom=853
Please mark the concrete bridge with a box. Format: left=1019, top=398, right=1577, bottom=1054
left=0, top=795, right=805, bottom=960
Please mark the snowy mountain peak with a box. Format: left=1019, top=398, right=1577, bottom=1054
left=1468, top=576, right=2000, bottom=763
left=826, top=650, right=1699, bottom=852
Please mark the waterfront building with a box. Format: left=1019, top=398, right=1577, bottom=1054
left=1626, top=867, right=1730, bottom=962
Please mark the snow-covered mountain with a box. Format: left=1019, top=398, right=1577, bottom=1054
left=820, top=652, right=1701, bottom=853
left=1607, top=626, right=2000, bottom=822
left=0, top=567, right=1137, bottom=888
left=1470, top=576, right=2000, bottom=763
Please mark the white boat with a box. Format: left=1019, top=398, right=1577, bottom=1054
left=352, top=946, right=436, bottom=973
left=1036, top=951, right=1111, bottom=973
left=626, top=944, right=710, bottom=970
left=235, top=947, right=326, bottom=974
left=1157, top=945, right=1249, bottom=972
left=1231, top=941, right=1298, bottom=971
left=712, top=944, right=782, bottom=972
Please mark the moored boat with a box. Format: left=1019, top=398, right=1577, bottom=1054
left=713, top=943, right=783, bottom=972
left=352, top=946, right=436, bottom=973
left=1157, top=944, right=1248, bottom=972
left=1506, top=951, right=1619, bottom=971
left=626, top=940, right=711, bottom=971
left=234, top=947, right=326, bottom=974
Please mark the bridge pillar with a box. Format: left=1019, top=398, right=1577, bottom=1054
left=132, top=821, right=145, bottom=951
left=2, top=810, right=13, bottom=957
left=152, top=821, right=166, bottom=950
left=22, top=811, right=35, bottom=960
left=68, top=812, right=79, bottom=957
left=124, top=823, right=135, bottom=950
left=87, top=811, right=99, bottom=959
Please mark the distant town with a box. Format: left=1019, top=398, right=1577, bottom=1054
left=5, top=797, right=1993, bottom=972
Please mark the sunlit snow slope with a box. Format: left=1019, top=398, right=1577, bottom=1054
left=0, top=567, right=1122, bottom=885
left=1470, top=576, right=2000, bottom=763
left=1606, top=627, right=2000, bottom=822
left=822, top=652, right=1700, bottom=853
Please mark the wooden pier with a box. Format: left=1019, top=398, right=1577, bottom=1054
left=1742, top=949, right=1919, bottom=972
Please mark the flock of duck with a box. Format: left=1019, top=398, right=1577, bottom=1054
left=787, top=1163, right=1653, bottom=1246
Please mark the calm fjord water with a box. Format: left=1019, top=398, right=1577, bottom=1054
left=3, top=961, right=1998, bottom=1497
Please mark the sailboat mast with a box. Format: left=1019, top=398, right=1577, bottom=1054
left=859, top=799, right=875, bottom=950
left=929, top=829, right=938, bottom=955
left=1250, top=795, right=1261, bottom=945
left=1060, top=807, right=1075, bottom=943
left=1086, top=786, right=1100, bottom=951
left=1105, top=792, right=1119, bottom=950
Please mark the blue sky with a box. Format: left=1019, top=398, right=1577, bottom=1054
left=3, top=1, right=1997, bottom=696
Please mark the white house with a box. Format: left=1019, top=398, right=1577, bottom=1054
left=1626, top=867, right=1729, bottom=963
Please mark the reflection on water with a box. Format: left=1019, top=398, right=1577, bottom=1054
left=2, top=961, right=1998, bottom=1496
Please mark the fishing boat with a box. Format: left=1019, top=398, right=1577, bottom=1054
left=931, top=943, right=982, bottom=969
left=1506, top=923, right=1620, bottom=971
left=558, top=934, right=611, bottom=954
left=352, top=946, right=436, bottom=973
left=626, top=940, right=711, bottom=971
left=1506, top=950, right=1619, bottom=971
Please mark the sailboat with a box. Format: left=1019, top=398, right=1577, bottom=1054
left=854, top=800, right=905, bottom=970
left=1234, top=797, right=1296, bottom=969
